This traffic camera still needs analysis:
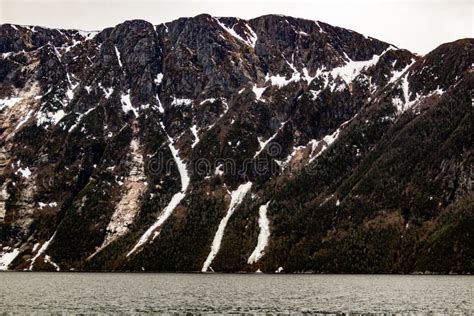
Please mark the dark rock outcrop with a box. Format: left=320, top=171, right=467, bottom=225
left=0, top=15, right=472, bottom=273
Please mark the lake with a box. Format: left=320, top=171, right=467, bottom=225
left=0, top=273, right=472, bottom=314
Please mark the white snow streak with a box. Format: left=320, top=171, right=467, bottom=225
left=254, top=121, right=286, bottom=158
left=389, top=59, right=416, bottom=84
left=29, top=231, right=58, bottom=271
left=65, top=73, right=79, bottom=101
left=307, top=117, right=355, bottom=164
left=244, top=24, right=258, bottom=48
left=215, top=19, right=258, bottom=48
left=68, top=107, right=96, bottom=133
left=202, top=181, right=253, bottom=272
left=127, top=123, right=190, bottom=256
left=247, top=201, right=271, bottom=264
left=200, top=98, right=216, bottom=105
left=402, top=73, right=411, bottom=109
left=190, top=125, right=200, bottom=148
left=395, top=76, right=444, bottom=115
left=114, top=45, right=123, bottom=67
left=263, top=49, right=389, bottom=92
left=393, top=73, right=416, bottom=114
left=156, top=94, right=165, bottom=113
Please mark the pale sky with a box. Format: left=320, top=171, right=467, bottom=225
left=1, top=0, right=472, bottom=54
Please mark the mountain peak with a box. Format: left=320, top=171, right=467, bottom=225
left=0, top=15, right=472, bottom=273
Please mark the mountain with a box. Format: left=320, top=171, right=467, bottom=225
left=0, top=15, right=472, bottom=273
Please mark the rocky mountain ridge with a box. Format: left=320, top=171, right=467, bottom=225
left=0, top=14, right=472, bottom=273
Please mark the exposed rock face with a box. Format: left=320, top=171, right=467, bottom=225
left=0, top=15, right=472, bottom=273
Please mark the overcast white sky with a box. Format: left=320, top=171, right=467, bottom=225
left=1, top=0, right=472, bottom=54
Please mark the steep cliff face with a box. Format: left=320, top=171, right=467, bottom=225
left=0, top=15, right=472, bottom=273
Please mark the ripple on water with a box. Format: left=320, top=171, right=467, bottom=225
left=0, top=273, right=472, bottom=314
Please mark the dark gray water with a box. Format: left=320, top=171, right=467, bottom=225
left=0, top=273, right=472, bottom=314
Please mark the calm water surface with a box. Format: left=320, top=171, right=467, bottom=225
left=0, top=273, right=472, bottom=314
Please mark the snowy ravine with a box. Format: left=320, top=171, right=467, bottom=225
left=247, top=201, right=271, bottom=265
left=127, top=123, right=190, bottom=257
left=202, top=182, right=253, bottom=272
left=88, top=135, right=147, bottom=260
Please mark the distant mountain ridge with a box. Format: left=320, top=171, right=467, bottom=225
left=0, top=14, right=472, bottom=273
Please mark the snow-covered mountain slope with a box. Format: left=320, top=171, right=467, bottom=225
left=0, top=15, right=472, bottom=273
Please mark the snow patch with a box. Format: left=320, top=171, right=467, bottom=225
left=38, top=202, right=57, bottom=209
left=65, top=88, right=74, bottom=100
left=121, top=92, right=138, bottom=117
left=65, top=73, right=79, bottom=101
left=248, top=201, right=271, bottom=264
left=0, top=248, right=20, bottom=270
left=0, top=97, right=22, bottom=110
left=77, top=30, right=99, bottom=40
left=433, top=87, right=445, bottom=95
left=392, top=96, right=404, bottom=113
left=36, top=109, right=66, bottom=126
left=99, top=83, right=113, bottom=99
left=330, top=50, right=388, bottom=85
left=16, top=167, right=32, bottom=178
left=265, top=72, right=300, bottom=88
left=171, top=97, right=193, bottom=107
left=154, top=73, right=163, bottom=85
left=215, top=163, right=224, bottom=176
left=264, top=61, right=323, bottom=89
left=200, top=98, right=216, bottom=105
left=44, top=255, right=60, bottom=271
left=252, top=85, right=267, bottom=101
left=309, top=90, right=322, bottom=100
